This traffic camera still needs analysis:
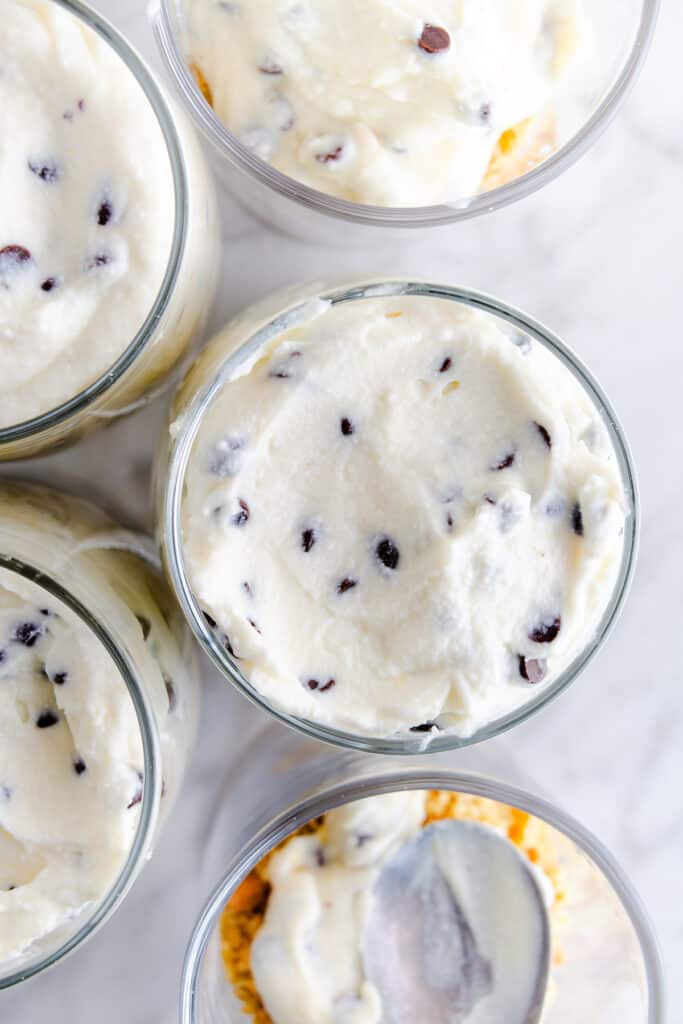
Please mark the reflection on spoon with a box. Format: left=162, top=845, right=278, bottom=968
left=363, top=819, right=550, bottom=1024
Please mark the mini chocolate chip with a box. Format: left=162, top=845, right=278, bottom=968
left=97, top=199, right=113, bottom=226
left=418, top=24, right=451, bottom=53
left=518, top=655, right=547, bottom=684
left=12, top=622, right=42, bottom=647
left=202, top=610, right=239, bottom=658
left=446, top=512, right=454, bottom=530
left=376, top=537, right=400, bottom=571
left=337, top=577, right=357, bottom=594
left=135, top=615, right=151, bottom=641
left=86, top=251, right=113, bottom=270
left=28, top=159, right=60, bottom=183
left=36, top=709, right=59, bottom=729
left=301, top=527, right=317, bottom=552
left=315, top=145, right=344, bottom=164
left=0, top=245, right=32, bottom=270
left=409, top=721, right=441, bottom=733
left=78, top=99, right=85, bottom=112
left=571, top=502, right=584, bottom=537
left=73, top=756, right=87, bottom=775
left=305, top=677, right=335, bottom=692
left=242, top=581, right=253, bottom=598
left=164, top=675, right=177, bottom=712
left=315, top=847, right=326, bottom=867
left=340, top=417, right=354, bottom=436
left=484, top=495, right=497, bottom=505
left=534, top=422, right=552, bottom=448
left=41, top=277, right=59, bottom=293
left=221, top=632, right=238, bottom=659
left=247, top=618, right=262, bottom=634
left=127, top=771, right=143, bottom=809
left=438, top=356, right=453, bottom=373
left=0, top=650, right=5, bottom=663
left=479, top=102, right=492, bottom=124
left=232, top=499, right=250, bottom=526
left=6, top=885, right=16, bottom=892
left=51, top=671, right=67, bottom=685
left=491, top=451, right=516, bottom=471
left=528, top=617, right=561, bottom=644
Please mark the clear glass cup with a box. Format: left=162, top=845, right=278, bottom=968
left=154, top=278, right=638, bottom=756
left=0, top=0, right=220, bottom=462
left=151, top=0, right=659, bottom=242
left=0, top=481, right=200, bottom=987
left=181, top=726, right=664, bottom=1024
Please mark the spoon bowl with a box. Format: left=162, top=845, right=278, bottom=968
left=363, top=819, right=551, bottom=1024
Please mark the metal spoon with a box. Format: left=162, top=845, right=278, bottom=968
left=363, top=819, right=550, bottom=1024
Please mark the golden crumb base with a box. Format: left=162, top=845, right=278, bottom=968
left=482, top=109, right=556, bottom=191
left=190, top=63, right=213, bottom=107
left=219, top=793, right=565, bottom=1023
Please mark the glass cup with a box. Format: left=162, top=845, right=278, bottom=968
left=181, top=727, right=664, bottom=1024
left=151, top=0, right=659, bottom=242
left=0, top=480, right=200, bottom=987
left=154, top=278, right=638, bottom=755
left=0, top=0, right=220, bottom=462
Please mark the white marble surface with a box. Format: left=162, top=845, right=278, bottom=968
left=2, top=0, right=680, bottom=1020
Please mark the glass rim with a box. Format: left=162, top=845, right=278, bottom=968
left=0, top=0, right=189, bottom=449
left=154, top=0, right=660, bottom=228
left=0, top=552, right=162, bottom=989
left=180, top=765, right=665, bottom=1024
left=162, top=278, right=640, bottom=756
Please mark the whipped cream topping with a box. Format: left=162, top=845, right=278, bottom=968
left=181, top=294, right=627, bottom=739
left=0, top=0, right=175, bottom=426
left=0, top=485, right=198, bottom=967
left=0, top=572, right=144, bottom=962
left=181, top=0, right=588, bottom=205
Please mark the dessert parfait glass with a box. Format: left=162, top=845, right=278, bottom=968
left=0, top=481, right=200, bottom=987
left=181, top=726, right=664, bottom=1024
left=155, top=278, right=638, bottom=756
left=152, top=0, right=659, bottom=241
left=0, top=0, right=219, bottom=462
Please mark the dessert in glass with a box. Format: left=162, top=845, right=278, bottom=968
left=156, top=279, right=637, bottom=753
left=180, top=736, right=663, bottom=1023
left=153, top=0, right=659, bottom=238
left=0, top=0, right=219, bottom=460
left=0, top=481, right=200, bottom=987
